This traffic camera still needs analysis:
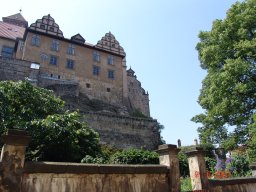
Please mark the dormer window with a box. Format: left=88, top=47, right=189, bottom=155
left=67, top=44, right=75, bottom=55
left=51, top=40, right=60, bottom=51
left=93, top=51, right=100, bottom=62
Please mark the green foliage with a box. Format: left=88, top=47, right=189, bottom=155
left=0, top=81, right=64, bottom=131
left=178, top=144, right=215, bottom=177
left=228, top=153, right=252, bottom=177
left=178, top=147, right=189, bottom=177
left=205, top=156, right=216, bottom=175
left=247, top=114, right=256, bottom=162
left=192, top=0, right=256, bottom=147
left=81, top=155, right=106, bottom=164
left=180, top=177, right=192, bottom=192
left=81, top=145, right=120, bottom=164
left=132, top=109, right=147, bottom=118
left=27, top=112, right=100, bottom=162
left=110, top=148, right=159, bottom=164
left=0, top=80, right=101, bottom=162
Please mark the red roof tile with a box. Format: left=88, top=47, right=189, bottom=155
left=0, top=21, right=25, bottom=40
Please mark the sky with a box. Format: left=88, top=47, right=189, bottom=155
left=1, top=0, right=241, bottom=146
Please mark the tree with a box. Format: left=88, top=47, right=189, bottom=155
left=192, top=0, right=256, bottom=149
left=0, top=81, right=100, bottom=162
left=0, top=80, right=64, bottom=130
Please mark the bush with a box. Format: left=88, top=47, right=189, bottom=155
left=81, top=155, right=107, bottom=164
left=181, top=177, right=192, bottom=191
left=178, top=144, right=215, bottom=177
left=227, top=153, right=251, bottom=177
left=178, top=148, right=189, bottom=177
left=110, top=148, right=159, bottom=164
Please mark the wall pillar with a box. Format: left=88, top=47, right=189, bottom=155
left=0, top=129, right=31, bottom=192
left=186, top=147, right=209, bottom=191
left=157, top=144, right=180, bottom=192
left=250, top=163, right=256, bottom=177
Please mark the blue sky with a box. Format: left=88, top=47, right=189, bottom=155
left=1, top=0, right=240, bottom=146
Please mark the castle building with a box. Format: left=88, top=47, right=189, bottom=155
left=0, top=13, right=150, bottom=117
left=0, top=13, right=161, bottom=149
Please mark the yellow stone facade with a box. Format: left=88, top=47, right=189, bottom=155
left=1, top=14, right=150, bottom=117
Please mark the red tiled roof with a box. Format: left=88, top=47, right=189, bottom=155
left=0, top=21, right=25, bottom=40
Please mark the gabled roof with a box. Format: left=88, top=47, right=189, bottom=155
left=2, top=13, right=28, bottom=28
left=0, top=21, right=25, bottom=40
left=71, top=33, right=85, bottom=44
left=3, top=13, right=27, bottom=22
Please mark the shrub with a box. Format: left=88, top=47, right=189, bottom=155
left=110, top=148, right=159, bottom=164
left=227, top=153, right=251, bottom=177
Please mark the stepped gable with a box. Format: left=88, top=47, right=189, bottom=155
left=71, top=33, right=85, bottom=44
left=2, top=13, right=28, bottom=28
left=29, top=14, right=63, bottom=38
left=96, top=32, right=126, bottom=57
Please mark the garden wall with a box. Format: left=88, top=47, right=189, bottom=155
left=0, top=130, right=180, bottom=192
left=22, top=162, right=168, bottom=192
left=208, top=178, right=256, bottom=192
left=186, top=147, right=256, bottom=192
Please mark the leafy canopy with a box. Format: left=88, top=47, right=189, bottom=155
left=0, top=81, right=100, bottom=162
left=192, top=0, right=256, bottom=148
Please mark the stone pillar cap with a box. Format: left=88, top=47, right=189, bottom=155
left=185, top=146, right=205, bottom=157
left=1, top=129, right=31, bottom=146
left=157, top=144, right=180, bottom=155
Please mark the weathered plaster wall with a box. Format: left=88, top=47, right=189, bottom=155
left=22, top=162, right=169, bottom=192
left=83, top=112, right=161, bottom=150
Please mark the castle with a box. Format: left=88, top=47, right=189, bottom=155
left=0, top=13, right=162, bottom=149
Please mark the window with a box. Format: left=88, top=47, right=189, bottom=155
left=67, top=44, right=75, bottom=55
left=51, top=40, right=60, bottom=51
left=41, top=53, right=49, bottom=62
left=19, top=41, right=24, bottom=51
left=93, top=51, right=100, bottom=62
left=107, top=55, right=114, bottom=65
left=40, top=24, right=45, bottom=29
left=49, top=55, right=58, bottom=65
left=108, top=70, right=115, bottom=79
left=67, top=59, right=75, bottom=69
left=49, top=27, right=54, bottom=32
left=93, top=66, right=100, bottom=76
left=107, top=88, right=111, bottom=92
left=31, top=35, right=40, bottom=46
left=86, top=83, right=91, bottom=88
left=1, top=46, right=14, bottom=58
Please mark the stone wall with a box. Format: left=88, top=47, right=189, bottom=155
left=0, top=57, right=159, bottom=150
left=186, top=147, right=256, bottom=192
left=0, top=56, right=31, bottom=81
left=127, top=70, right=150, bottom=117
left=83, top=112, right=161, bottom=150
left=22, top=162, right=169, bottom=192
left=208, top=178, right=256, bottom=192
left=0, top=131, right=181, bottom=192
